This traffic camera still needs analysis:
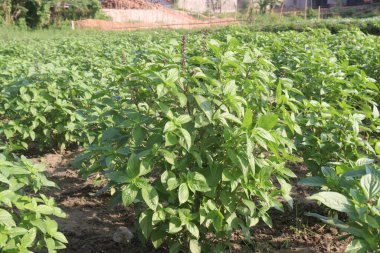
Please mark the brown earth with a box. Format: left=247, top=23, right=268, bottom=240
left=102, top=0, right=163, bottom=9
left=33, top=151, right=350, bottom=253
left=74, top=18, right=239, bottom=30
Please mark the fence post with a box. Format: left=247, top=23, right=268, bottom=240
left=318, top=5, right=321, bottom=21
left=71, top=21, right=75, bottom=30
left=304, top=0, right=307, bottom=20
left=235, top=2, right=237, bottom=21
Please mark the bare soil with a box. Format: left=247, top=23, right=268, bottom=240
left=32, top=151, right=350, bottom=253
left=102, top=0, right=163, bottom=10
left=74, top=18, right=238, bottom=30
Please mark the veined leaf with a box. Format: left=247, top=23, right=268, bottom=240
left=308, top=192, right=354, bottom=213
left=194, top=95, right=213, bottom=121
left=360, top=173, right=380, bottom=199
left=141, top=186, right=159, bottom=211
left=178, top=183, right=189, bottom=205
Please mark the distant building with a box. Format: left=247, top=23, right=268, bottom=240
left=283, top=0, right=373, bottom=8
left=177, top=0, right=245, bottom=13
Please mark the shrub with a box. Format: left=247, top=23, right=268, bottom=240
left=0, top=154, right=67, bottom=252
left=77, top=36, right=296, bottom=252
left=303, top=160, right=380, bottom=252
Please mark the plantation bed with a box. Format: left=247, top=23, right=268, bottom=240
left=1, top=27, right=378, bottom=252
left=32, top=151, right=350, bottom=253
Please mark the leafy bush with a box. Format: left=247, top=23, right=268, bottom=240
left=303, top=160, right=380, bottom=252
left=77, top=36, right=296, bottom=251
left=0, top=64, right=92, bottom=152
left=0, top=154, right=67, bottom=252
left=0, top=26, right=379, bottom=252
left=1, top=0, right=101, bottom=28
left=249, top=17, right=380, bottom=35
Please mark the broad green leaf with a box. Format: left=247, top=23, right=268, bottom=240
left=356, top=158, right=374, bottom=167
left=139, top=211, right=153, bottom=239
left=262, top=215, right=272, bottom=228
left=189, top=239, right=201, bottom=253
left=122, top=185, right=138, bottom=207
left=345, top=239, right=369, bottom=253
left=187, top=172, right=210, bottom=193
left=253, top=127, right=275, bottom=142
left=178, top=183, right=189, bottom=205
left=45, top=237, right=56, bottom=253
left=139, top=159, right=153, bottom=176
left=180, top=128, right=192, bottom=151
left=360, top=174, right=380, bottom=199
left=257, top=114, right=278, bottom=130
left=177, top=115, right=192, bottom=125
left=0, top=209, right=16, bottom=227
left=132, top=126, right=145, bottom=145
left=169, top=217, right=182, bottom=234
left=186, top=222, right=199, bottom=239
left=160, top=150, right=176, bottom=165
left=242, top=108, right=253, bottom=129
left=46, top=218, right=58, bottom=235
left=141, top=186, right=159, bottom=211
left=164, top=122, right=177, bottom=132
left=151, top=229, right=165, bottom=248
left=194, top=95, right=213, bottom=121
left=53, top=232, right=68, bottom=244
left=20, top=228, right=36, bottom=247
left=308, top=192, right=354, bottom=213
left=208, top=210, right=224, bottom=231
left=167, top=177, right=179, bottom=191
left=373, top=105, right=379, bottom=118
left=127, top=154, right=140, bottom=179
left=306, top=213, right=367, bottom=239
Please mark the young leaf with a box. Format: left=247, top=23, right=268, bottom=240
left=308, top=192, right=354, bottom=213
left=360, top=174, right=380, bottom=200
left=187, top=172, right=210, bottom=193
left=127, top=154, right=140, bottom=179
left=344, top=239, right=368, bottom=253
left=122, top=185, right=138, bottom=207
left=141, top=186, right=159, bottom=211
left=180, top=128, right=192, bottom=151
left=139, top=211, right=153, bottom=239
left=186, top=222, right=199, bottom=239
left=178, top=183, right=189, bottom=205
left=169, top=217, right=182, bottom=234
left=257, top=114, right=278, bottom=130
left=189, top=239, right=201, bottom=253
left=20, top=228, right=36, bottom=248
left=0, top=209, right=16, bottom=227
left=151, top=229, right=165, bottom=248
left=242, top=108, right=253, bottom=129
left=194, top=95, right=213, bottom=121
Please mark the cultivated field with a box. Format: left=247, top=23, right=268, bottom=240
left=0, top=26, right=379, bottom=252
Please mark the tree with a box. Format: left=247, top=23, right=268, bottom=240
left=0, top=0, right=101, bottom=28
left=246, top=0, right=282, bottom=17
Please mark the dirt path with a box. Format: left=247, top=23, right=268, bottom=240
left=32, top=152, right=350, bottom=252
left=33, top=152, right=143, bottom=253
left=74, top=18, right=239, bottom=30
left=75, top=5, right=239, bottom=30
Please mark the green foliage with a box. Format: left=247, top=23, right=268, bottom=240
left=78, top=36, right=296, bottom=251
left=248, top=17, right=380, bottom=36
left=0, top=0, right=101, bottom=28
left=0, top=154, right=67, bottom=252
left=0, top=26, right=379, bottom=252
left=304, top=161, right=380, bottom=252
